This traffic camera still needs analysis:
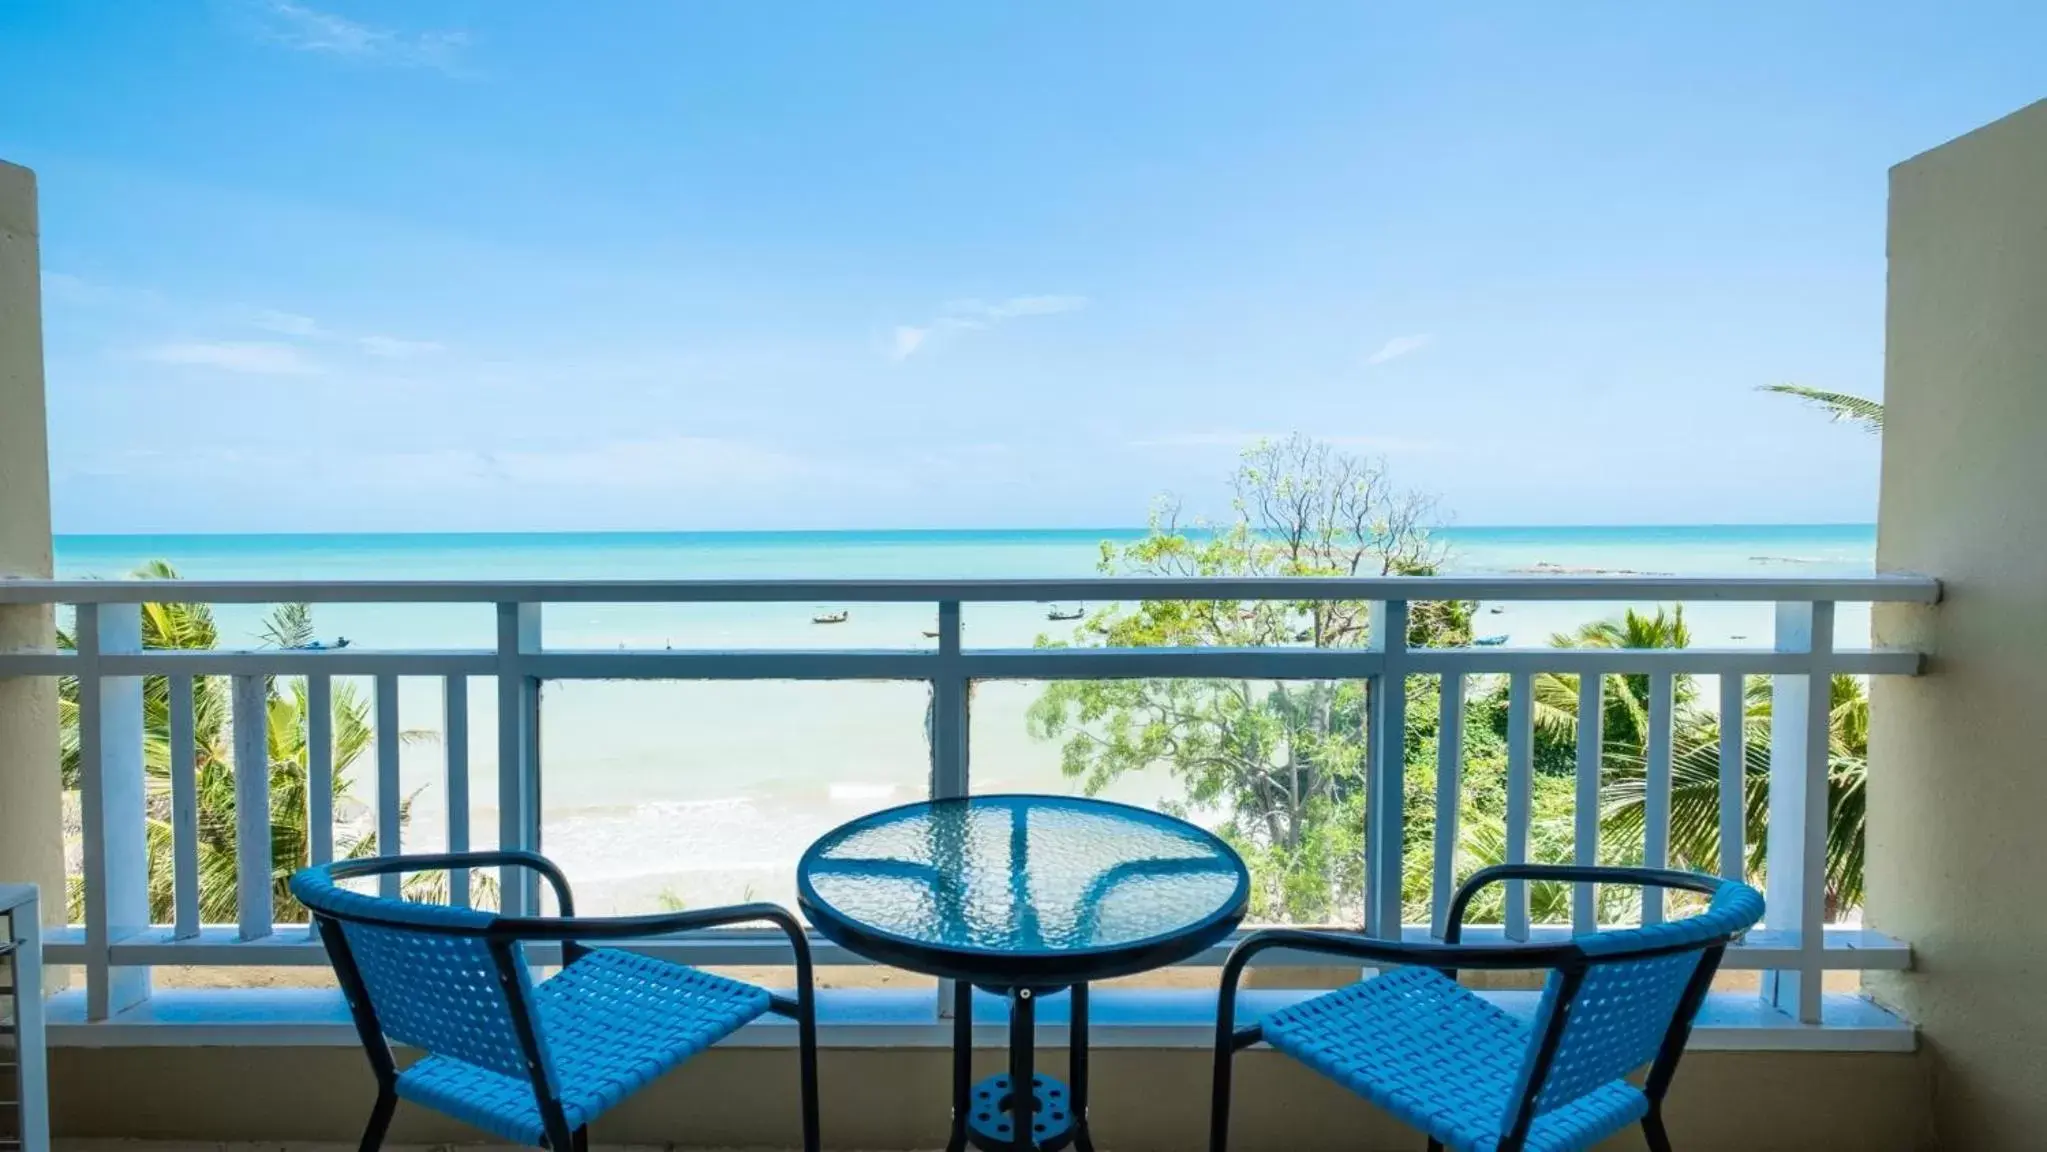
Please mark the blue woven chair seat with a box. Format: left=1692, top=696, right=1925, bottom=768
left=397, top=948, right=773, bottom=1144
left=1262, top=966, right=1649, bottom=1152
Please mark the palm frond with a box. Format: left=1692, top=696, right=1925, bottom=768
left=1759, top=384, right=1884, bottom=432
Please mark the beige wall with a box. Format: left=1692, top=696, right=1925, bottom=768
left=1868, top=98, right=2047, bottom=1151
left=48, top=1044, right=1930, bottom=1152
left=0, top=159, right=63, bottom=922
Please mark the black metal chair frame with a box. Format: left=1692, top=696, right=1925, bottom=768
left=1211, top=865, right=1744, bottom=1152
left=307, top=850, right=821, bottom=1152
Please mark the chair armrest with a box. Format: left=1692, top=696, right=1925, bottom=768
left=1223, top=927, right=1579, bottom=984
left=494, top=902, right=811, bottom=974
left=322, top=850, right=578, bottom=916
left=1443, top=865, right=1725, bottom=943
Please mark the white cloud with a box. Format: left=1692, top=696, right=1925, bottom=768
left=942, top=295, right=1091, bottom=323
left=244, top=308, right=327, bottom=338
left=358, top=335, right=446, bottom=359
left=889, top=294, right=1088, bottom=359
left=140, top=341, right=320, bottom=375
left=250, top=1, right=470, bottom=73
left=889, top=326, right=931, bottom=361
left=1365, top=333, right=1433, bottom=366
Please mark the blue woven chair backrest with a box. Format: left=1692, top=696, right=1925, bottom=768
left=293, top=867, right=544, bottom=1082
left=1509, top=881, right=1765, bottom=1122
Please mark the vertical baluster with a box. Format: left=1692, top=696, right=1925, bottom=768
left=1573, top=672, right=1603, bottom=932
left=1764, top=602, right=1834, bottom=1024
left=231, top=673, right=272, bottom=939
left=306, top=675, right=334, bottom=867
left=1643, top=670, right=1675, bottom=924
left=1429, top=673, right=1464, bottom=939
left=931, top=600, right=968, bottom=800
left=76, top=603, right=148, bottom=1019
left=1504, top=670, right=1534, bottom=940
left=375, top=674, right=402, bottom=899
left=1364, top=600, right=1408, bottom=938
left=305, top=674, right=333, bottom=939
left=444, top=676, right=471, bottom=907
left=1719, top=673, right=1747, bottom=881
left=931, top=601, right=968, bottom=1018
left=168, top=674, right=199, bottom=940
left=496, top=604, right=542, bottom=914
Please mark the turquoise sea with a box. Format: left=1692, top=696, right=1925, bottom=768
left=52, top=525, right=1877, bottom=913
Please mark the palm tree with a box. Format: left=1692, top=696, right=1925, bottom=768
left=1529, top=605, right=1870, bottom=916
left=57, top=563, right=444, bottom=923
left=1759, top=384, right=1884, bottom=432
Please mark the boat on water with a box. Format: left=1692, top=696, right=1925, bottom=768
left=1046, top=602, right=1085, bottom=621
left=812, top=610, right=849, bottom=625
left=922, top=629, right=941, bottom=639
left=1474, top=634, right=1509, bottom=646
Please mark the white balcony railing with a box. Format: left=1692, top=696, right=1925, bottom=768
left=0, top=574, right=1939, bottom=1036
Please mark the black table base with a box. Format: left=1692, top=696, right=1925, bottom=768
left=948, top=982, right=1097, bottom=1152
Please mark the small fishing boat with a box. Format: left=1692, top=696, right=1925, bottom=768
left=922, top=629, right=941, bottom=639
left=1474, top=634, right=1509, bottom=647
left=1489, top=605, right=1505, bottom=614
left=1046, top=602, right=1085, bottom=621
left=812, top=610, right=849, bottom=625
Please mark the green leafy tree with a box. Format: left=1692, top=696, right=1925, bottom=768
left=1027, top=435, right=1471, bottom=922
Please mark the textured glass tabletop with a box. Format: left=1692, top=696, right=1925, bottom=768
left=797, top=795, right=1249, bottom=983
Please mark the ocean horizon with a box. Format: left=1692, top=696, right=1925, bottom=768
left=47, top=523, right=1879, bottom=915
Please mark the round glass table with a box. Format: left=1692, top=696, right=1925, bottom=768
left=797, top=794, right=1250, bottom=1152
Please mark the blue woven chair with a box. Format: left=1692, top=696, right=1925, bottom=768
left=292, top=852, right=819, bottom=1152
left=1210, top=865, right=1764, bottom=1152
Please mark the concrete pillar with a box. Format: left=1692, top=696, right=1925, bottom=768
left=1868, top=99, right=2047, bottom=1150
left=0, top=160, right=62, bottom=921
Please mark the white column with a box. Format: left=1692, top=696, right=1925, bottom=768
left=0, top=160, right=62, bottom=941
left=1869, top=98, right=2047, bottom=1150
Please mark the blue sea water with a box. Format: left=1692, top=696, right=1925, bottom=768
left=49, top=525, right=1877, bottom=913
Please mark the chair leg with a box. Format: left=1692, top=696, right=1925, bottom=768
left=1209, top=1031, right=1234, bottom=1152
left=358, top=1086, right=397, bottom=1152
left=797, top=989, right=822, bottom=1152
left=542, top=1117, right=577, bottom=1152
left=1643, top=1108, right=1673, bottom=1152
left=572, top=1126, right=589, bottom=1152
left=1427, top=1140, right=1444, bottom=1152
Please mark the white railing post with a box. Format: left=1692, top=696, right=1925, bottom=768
left=167, top=674, right=200, bottom=940
left=306, top=677, right=334, bottom=867
left=305, top=674, right=333, bottom=939
left=1764, top=601, right=1834, bottom=1024
left=444, top=676, right=472, bottom=907
left=1428, top=673, right=1463, bottom=939
left=74, top=602, right=148, bottom=1019
left=931, top=601, right=968, bottom=1018
left=231, top=673, right=272, bottom=938
left=373, top=675, right=402, bottom=900
left=1572, top=673, right=1603, bottom=931
left=931, top=601, right=968, bottom=801
left=1365, top=599, right=1408, bottom=938
left=1504, top=670, right=1534, bottom=940
left=1643, top=670, right=1675, bottom=924
left=1718, top=674, right=1747, bottom=881
left=496, top=603, right=543, bottom=914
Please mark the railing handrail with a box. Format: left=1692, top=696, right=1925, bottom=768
left=0, top=572, right=1943, bottom=605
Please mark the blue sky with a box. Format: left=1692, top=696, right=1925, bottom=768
left=4, top=2, right=2041, bottom=533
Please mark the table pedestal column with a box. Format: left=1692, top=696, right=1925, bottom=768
left=949, top=984, right=1093, bottom=1152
